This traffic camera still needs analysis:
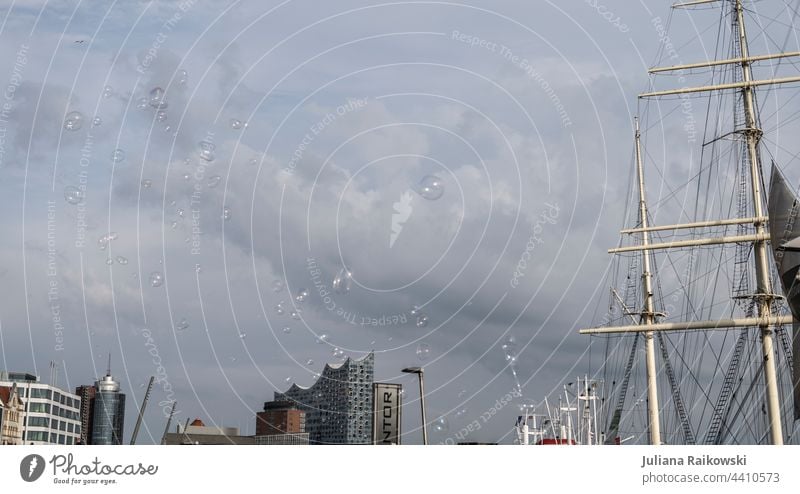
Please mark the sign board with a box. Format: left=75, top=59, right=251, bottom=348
left=372, top=383, right=402, bottom=445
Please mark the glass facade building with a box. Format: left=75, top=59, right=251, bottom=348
left=275, top=352, right=374, bottom=444
left=91, top=374, right=125, bottom=445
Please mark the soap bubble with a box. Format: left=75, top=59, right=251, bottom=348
left=410, top=305, right=420, bottom=316
left=315, top=334, right=328, bottom=344
left=248, top=157, right=258, bottom=166
left=207, top=175, right=222, bottom=188
left=64, top=111, right=84, bottom=131
left=198, top=141, right=215, bottom=162
left=105, top=258, right=114, bottom=265
left=111, top=149, right=125, bottom=163
left=271, top=279, right=285, bottom=293
left=416, top=343, right=431, bottom=361
left=102, top=85, right=113, bottom=98
left=332, top=347, right=345, bottom=360
left=295, top=288, right=309, bottom=303
left=149, top=87, right=168, bottom=109
left=415, top=313, right=429, bottom=328
left=306, top=359, right=314, bottom=366
left=417, top=175, right=444, bottom=200
left=285, top=376, right=292, bottom=383
left=282, top=326, right=291, bottom=334
left=149, top=271, right=164, bottom=287
left=239, top=332, right=247, bottom=339
left=141, top=179, right=152, bottom=188
left=176, top=318, right=189, bottom=331
left=136, top=97, right=148, bottom=110
left=156, top=110, right=167, bottom=122
left=230, top=118, right=243, bottom=130
left=222, top=207, right=231, bottom=220
left=64, top=186, right=84, bottom=205
left=332, top=268, right=352, bottom=294
left=177, top=69, right=188, bottom=85
left=290, top=309, right=302, bottom=320
left=432, top=415, right=449, bottom=433
left=275, top=302, right=285, bottom=315
left=91, top=116, right=102, bottom=127
left=116, top=256, right=128, bottom=265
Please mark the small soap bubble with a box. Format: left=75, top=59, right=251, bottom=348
left=176, top=318, right=189, bottom=331
left=111, top=149, right=125, bottom=163
left=64, top=186, right=84, bottom=205
left=91, top=116, right=102, bottom=127
left=64, top=111, right=84, bottom=131
left=332, top=268, right=352, bottom=294
left=415, top=313, right=429, bottom=328
left=416, top=343, right=431, bottom=361
left=102, top=85, right=113, bottom=98
left=177, top=69, right=188, bottom=85
left=141, top=179, right=152, bottom=188
left=230, top=118, right=243, bottom=130
left=149, top=271, right=164, bottom=287
left=271, top=279, right=285, bottom=293
left=149, top=87, right=168, bottom=109
left=282, top=326, right=291, bottom=334
left=207, top=175, right=222, bottom=188
left=417, top=175, right=444, bottom=200
left=198, top=141, right=215, bottom=162
left=116, top=256, right=128, bottom=265
left=295, top=288, right=309, bottom=303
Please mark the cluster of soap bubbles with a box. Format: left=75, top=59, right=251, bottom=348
left=502, top=335, right=522, bottom=394
left=97, top=232, right=118, bottom=250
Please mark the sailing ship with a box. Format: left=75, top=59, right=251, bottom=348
left=578, top=0, right=800, bottom=445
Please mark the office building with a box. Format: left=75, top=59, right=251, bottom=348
left=0, top=371, right=81, bottom=445
left=274, top=352, right=374, bottom=444
left=255, top=400, right=305, bottom=435
left=74, top=385, right=95, bottom=445
left=91, top=373, right=125, bottom=445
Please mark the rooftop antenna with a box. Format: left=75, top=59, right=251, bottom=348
left=106, top=353, right=111, bottom=376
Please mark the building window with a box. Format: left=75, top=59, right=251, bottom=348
left=27, top=416, right=50, bottom=428
left=25, top=431, right=48, bottom=442
left=58, top=434, right=65, bottom=444
left=66, top=436, right=73, bottom=445
left=30, top=388, right=51, bottom=399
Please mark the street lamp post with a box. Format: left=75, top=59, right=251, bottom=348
left=402, top=367, right=427, bottom=445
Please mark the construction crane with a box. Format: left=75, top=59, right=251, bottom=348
left=130, top=376, right=154, bottom=445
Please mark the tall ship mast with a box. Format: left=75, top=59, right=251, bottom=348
left=580, top=0, right=800, bottom=445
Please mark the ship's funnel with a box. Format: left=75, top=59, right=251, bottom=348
left=767, top=164, right=800, bottom=420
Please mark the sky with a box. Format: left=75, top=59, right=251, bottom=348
left=1, top=0, right=799, bottom=445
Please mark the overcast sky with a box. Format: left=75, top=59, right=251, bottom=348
left=1, top=0, right=799, bottom=445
